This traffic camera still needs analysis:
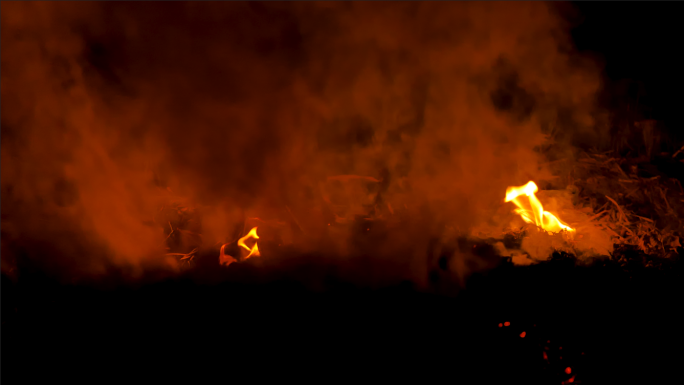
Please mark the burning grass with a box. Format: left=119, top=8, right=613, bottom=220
left=7, top=152, right=684, bottom=385
left=156, top=148, right=683, bottom=278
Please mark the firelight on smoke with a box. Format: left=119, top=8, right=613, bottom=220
left=0, top=1, right=604, bottom=280
left=505, top=181, right=575, bottom=234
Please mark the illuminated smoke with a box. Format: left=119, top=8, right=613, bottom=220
left=1, top=2, right=602, bottom=282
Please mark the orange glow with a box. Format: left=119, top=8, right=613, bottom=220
left=219, top=243, right=237, bottom=267
left=238, top=227, right=260, bottom=260
left=565, top=367, right=572, bottom=374
left=0, top=1, right=605, bottom=283
left=504, top=321, right=510, bottom=327
left=520, top=331, right=526, bottom=338
left=498, top=323, right=503, bottom=327
left=505, top=181, right=574, bottom=233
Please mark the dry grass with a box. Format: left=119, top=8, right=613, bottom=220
left=531, top=150, right=684, bottom=267
left=153, top=151, right=684, bottom=270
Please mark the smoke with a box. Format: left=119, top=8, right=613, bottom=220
left=1, top=2, right=602, bottom=283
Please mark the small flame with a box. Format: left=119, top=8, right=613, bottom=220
left=505, top=181, right=574, bottom=233
left=238, top=226, right=260, bottom=260
left=219, top=226, right=261, bottom=266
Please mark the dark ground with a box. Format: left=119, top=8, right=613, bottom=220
left=2, top=252, right=682, bottom=384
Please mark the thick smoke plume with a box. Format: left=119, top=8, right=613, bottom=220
left=1, top=2, right=602, bottom=284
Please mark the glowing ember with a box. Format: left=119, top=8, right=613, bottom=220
left=520, top=331, right=526, bottom=338
left=238, top=227, right=260, bottom=260
left=565, top=367, right=572, bottom=374
left=505, top=181, right=575, bottom=233
left=504, top=321, right=510, bottom=327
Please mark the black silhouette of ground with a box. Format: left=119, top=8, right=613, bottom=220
left=2, top=253, right=682, bottom=384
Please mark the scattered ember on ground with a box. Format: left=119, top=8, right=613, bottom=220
left=520, top=331, right=526, bottom=338
left=504, top=321, right=510, bottom=326
left=565, top=367, right=572, bottom=374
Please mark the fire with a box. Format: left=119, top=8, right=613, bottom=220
left=238, top=227, right=260, bottom=260
left=505, top=181, right=574, bottom=233
left=219, top=226, right=260, bottom=267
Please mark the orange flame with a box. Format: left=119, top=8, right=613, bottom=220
left=238, top=226, right=260, bottom=260
left=505, top=181, right=574, bottom=233
left=219, top=226, right=261, bottom=266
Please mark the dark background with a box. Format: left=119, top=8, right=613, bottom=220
left=3, top=2, right=684, bottom=384
left=568, top=1, right=684, bottom=142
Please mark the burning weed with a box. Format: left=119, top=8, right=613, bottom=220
left=479, top=144, right=684, bottom=270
